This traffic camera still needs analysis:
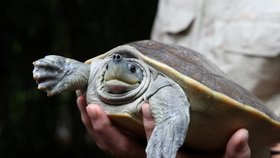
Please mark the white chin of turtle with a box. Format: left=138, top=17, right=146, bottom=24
left=103, top=79, right=139, bottom=94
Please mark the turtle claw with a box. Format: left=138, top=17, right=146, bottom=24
left=33, top=56, right=64, bottom=73
left=33, top=55, right=89, bottom=96
left=32, top=55, right=72, bottom=96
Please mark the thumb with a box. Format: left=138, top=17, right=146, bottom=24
left=141, top=103, right=155, bottom=140
left=225, top=129, right=251, bottom=158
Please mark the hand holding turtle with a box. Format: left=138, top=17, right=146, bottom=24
left=76, top=95, right=146, bottom=158
left=76, top=95, right=250, bottom=158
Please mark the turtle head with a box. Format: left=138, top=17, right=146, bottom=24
left=103, top=54, right=143, bottom=94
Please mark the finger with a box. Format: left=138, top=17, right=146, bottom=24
left=82, top=104, right=109, bottom=151
left=225, top=128, right=251, bottom=158
left=76, top=96, right=92, bottom=130
left=76, top=96, right=86, bottom=113
left=142, top=103, right=155, bottom=140
left=271, top=143, right=280, bottom=158
left=76, top=97, right=106, bottom=148
left=87, top=104, right=145, bottom=157
left=76, top=97, right=108, bottom=150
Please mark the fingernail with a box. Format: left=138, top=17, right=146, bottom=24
left=142, top=103, right=153, bottom=120
left=87, top=105, right=99, bottom=121
left=238, top=129, right=249, bottom=152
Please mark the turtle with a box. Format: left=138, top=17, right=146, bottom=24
left=32, top=40, right=280, bottom=158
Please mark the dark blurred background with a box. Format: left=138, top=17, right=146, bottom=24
left=1, top=0, right=158, bottom=157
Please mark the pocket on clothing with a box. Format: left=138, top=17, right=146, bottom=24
left=163, top=11, right=195, bottom=34
left=222, top=15, right=280, bottom=57
left=153, top=0, right=195, bottom=34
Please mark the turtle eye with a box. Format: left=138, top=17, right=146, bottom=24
left=129, top=64, right=136, bottom=73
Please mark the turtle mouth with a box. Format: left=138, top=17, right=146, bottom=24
left=104, top=74, right=140, bottom=85
left=103, top=79, right=140, bottom=94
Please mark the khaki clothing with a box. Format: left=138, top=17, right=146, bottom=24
left=151, top=0, right=280, bottom=115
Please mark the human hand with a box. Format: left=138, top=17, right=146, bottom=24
left=76, top=95, right=250, bottom=158
left=76, top=96, right=147, bottom=158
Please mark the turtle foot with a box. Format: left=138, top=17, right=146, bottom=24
left=33, top=55, right=74, bottom=96
left=146, top=121, right=183, bottom=158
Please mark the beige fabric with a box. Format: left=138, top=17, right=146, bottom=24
left=151, top=0, right=280, bottom=115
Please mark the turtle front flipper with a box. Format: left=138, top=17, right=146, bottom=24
left=33, top=55, right=90, bottom=96
left=144, top=75, right=190, bottom=158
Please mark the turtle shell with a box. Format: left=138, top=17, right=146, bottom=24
left=89, top=40, right=280, bottom=152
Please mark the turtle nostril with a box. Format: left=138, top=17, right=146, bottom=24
left=112, top=54, right=122, bottom=62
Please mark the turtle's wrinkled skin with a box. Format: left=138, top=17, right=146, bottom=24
left=33, top=40, right=280, bottom=158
